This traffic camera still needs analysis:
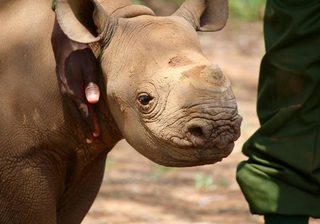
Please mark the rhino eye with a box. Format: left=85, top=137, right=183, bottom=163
left=138, top=93, right=153, bottom=106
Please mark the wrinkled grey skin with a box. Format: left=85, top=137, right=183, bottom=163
left=0, top=0, right=241, bottom=223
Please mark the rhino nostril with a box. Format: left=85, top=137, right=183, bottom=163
left=188, top=127, right=204, bottom=137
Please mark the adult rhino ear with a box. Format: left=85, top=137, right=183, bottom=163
left=173, top=0, right=228, bottom=32
left=55, top=0, right=108, bottom=43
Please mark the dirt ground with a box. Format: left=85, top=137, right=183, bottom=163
left=83, top=20, right=320, bottom=224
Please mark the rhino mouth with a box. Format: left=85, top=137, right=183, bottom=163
left=167, top=114, right=242, bottom=149
left=156, top=141, right=236, bottom=167
left=153, top=113, right=242, bottom=165
left=140, top=106, right=242, bottom=166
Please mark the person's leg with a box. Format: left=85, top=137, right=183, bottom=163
left=236, top=0, right=320, bottom=219
left=265, top=215, right=309, bottom=224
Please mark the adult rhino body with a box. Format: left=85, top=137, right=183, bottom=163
left=0, top=0, right=241, bottom=223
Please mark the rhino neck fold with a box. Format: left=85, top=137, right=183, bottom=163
left=93, top=61, right=123, bottom=151
left=101, top=17, right=118, bottom=51
left=95, top=103, right=123, bottom=151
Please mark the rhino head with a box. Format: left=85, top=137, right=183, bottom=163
left=55, top=0, right=242, bottom=167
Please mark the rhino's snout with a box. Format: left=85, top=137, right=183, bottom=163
left=185, top=114, right=242, bottom=149
left=170, top=64, right=241, bottom=150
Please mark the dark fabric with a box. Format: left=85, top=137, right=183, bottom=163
left=265, top=215, right=309, bottom=224
left=237, top=0, right=320, bottom=217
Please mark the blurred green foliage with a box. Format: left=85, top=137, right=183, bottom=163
left=105, top=157, right=116, bottom=174
left=194, top=173, right=214, bottom=191
left=229, top=0, right=265, bottom=21
left=133, top=0, right=143, bottom=4
left=194, top=173, right=232, bottom=191
left=216, top=176, right=231, bottom=188
left=133, top=0, right=265, bottom=21
left=152, top=164, right=175, bottom=175
left=134, top=0, right=184, bottom=4
left=150, top=164, right=175, bottom=180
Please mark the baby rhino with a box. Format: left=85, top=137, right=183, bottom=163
left=56, top=0, right=241, bottom=166
left=0, top=0, right=241, bottom=223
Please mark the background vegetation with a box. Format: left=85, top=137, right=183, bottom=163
left=133, top=0, right=266, bottom=21
left=229, top=0, right=265, bottom=21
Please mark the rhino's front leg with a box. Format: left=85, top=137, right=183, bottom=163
left=56, top=154, right=107, bottom=224
left=0, top=158, right=59, bottom=224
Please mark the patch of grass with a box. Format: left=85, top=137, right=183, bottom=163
left=136, top=0, right=184, bottom=4
left=194, top=174, right=231, bottom=191
left=153, top=164, right=175, bottom=174
left=216, top=176, right=231, bottom=188
left=151, top=164, right=176, bottom=180
left=163, top=0, right=184, bottom=4
left=194, top=173, right=214, bottom=191
left=132, top=0, right=142, bottom=4
left=105, top=158, right=116, bottom=174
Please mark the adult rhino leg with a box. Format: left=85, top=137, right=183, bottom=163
left=56, top=154, right=107, bottom=224
left=0, top=158, right=58, bottom=224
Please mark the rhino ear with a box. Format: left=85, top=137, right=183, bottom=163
left=55, top=0, right=109, bottom=43
left=173, top=0, right=228, bottom=32
left=112, top=5, right=155, bottom=18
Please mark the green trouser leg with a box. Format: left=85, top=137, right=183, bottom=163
left=265, top=215, right=309, bottom=224
left=237, top=0, right=320, bottom=218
